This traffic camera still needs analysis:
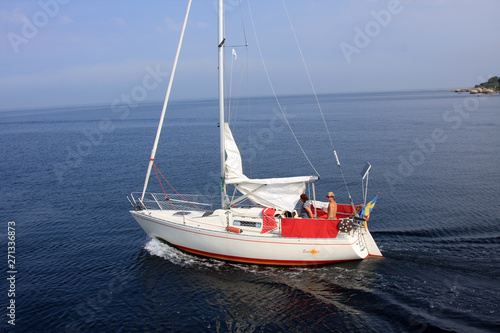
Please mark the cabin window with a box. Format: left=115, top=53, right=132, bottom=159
left=233, top=220, right=262, bottom=228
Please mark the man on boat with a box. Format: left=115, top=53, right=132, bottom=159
left=299, top=194, right=314, bottom=218
left=327, top=192, right=337, bottom=219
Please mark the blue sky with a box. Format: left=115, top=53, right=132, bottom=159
left=0, top=0, right=499, bottom=110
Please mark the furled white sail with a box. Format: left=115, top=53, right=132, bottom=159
left=224, top=123, right=316, bottom=211
left=224, top=123, right=246, bottom=181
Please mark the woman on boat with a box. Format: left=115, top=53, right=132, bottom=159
left=299, top=194, right=314, bottom=218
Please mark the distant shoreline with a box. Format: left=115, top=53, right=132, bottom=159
left=454, top=76, right=500, bottom=94
left=453, top=87, right=499, bottom=95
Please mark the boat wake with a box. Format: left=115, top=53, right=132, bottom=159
left=143, top=238, right=227, bottom=270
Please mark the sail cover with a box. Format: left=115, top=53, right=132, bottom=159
left=224, top=123, right=316, bottom=211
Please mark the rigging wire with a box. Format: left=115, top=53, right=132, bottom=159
left=247, top=0, right=320, bottom=178
left=141, top=0, right=192, bottom=201
left=228, top=46, right=248, bottom=128
left=228, top=47, right=235, bottom=121
left=225, top=0, right=251, bottom=176
left=153, top=164, right=177, bottom=211
left=234, top=0, right=249, bottom=125
left=245, top=45, right=251, bottom=177
left=237, top=0, right=251, bottom=178
left=238, top=0, right=252, bottom=177
left=153, top=163, right=204, bottom=211
left=226, top=1, right=249, bottom=129
left=281, top=0, right=357, bottom=208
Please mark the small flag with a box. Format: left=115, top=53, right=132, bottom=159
left=360, top=195, right=378, bottom=219
left=232, top=48, right=237, bottom=60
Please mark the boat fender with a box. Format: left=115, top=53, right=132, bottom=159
left=226, top=226, right=243, bottom=233
left=338, top=219, right=354, bottom=233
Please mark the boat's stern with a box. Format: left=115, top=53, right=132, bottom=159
left=361, top=226, right=383, bottom=257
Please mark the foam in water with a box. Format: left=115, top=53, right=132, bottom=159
left=143, top=238, right=227, bottom=269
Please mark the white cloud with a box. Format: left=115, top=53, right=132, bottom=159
left=59, top=15, right=73, bottom=25
left=0, top=8, right=27, bottom=25
left=164, top=17, right=181, bottom=31
left=112, top=17, right=127, bottom=28
left=196, top=21, right=209, bottom=30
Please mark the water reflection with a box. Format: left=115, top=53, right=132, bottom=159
left=134, top=239, right=384, bottom=331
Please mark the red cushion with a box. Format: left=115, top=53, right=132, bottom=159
left=281, top=218, right=339, bottom=238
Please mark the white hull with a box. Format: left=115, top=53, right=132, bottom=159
left=130, top=208, right=382, bottom=266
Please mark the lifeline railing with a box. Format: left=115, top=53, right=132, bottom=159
left=129, top=192, right=260, bottom=212
left=130, top=192, right=214, bottom=212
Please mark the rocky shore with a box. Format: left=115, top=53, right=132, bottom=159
left=455, top=76, right=499, bottom=94
left=454, top=87, right=497, bottom=94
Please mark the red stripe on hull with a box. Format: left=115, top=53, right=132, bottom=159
left=172, top=243, right=368, bottom=266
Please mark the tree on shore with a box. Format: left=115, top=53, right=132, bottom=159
left=475, top=76, right=500, bottom=91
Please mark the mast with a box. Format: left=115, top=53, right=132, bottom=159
left=218, top=0, right=227, bottom=208
left=140, top=0, right=192, bottom=201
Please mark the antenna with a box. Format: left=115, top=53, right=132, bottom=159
left=361, top=162, right=371, bottom=205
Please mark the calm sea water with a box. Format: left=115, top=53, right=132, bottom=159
left=1, top=91, right=499, bottom=332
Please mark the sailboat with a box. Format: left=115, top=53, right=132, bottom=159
left=128, top=0, right=383, bottom=265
